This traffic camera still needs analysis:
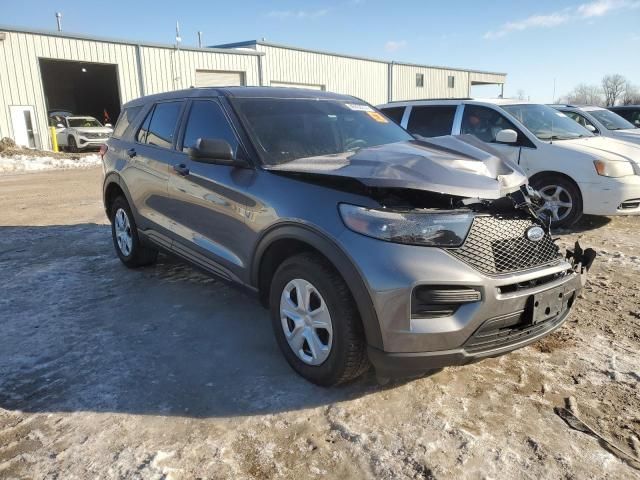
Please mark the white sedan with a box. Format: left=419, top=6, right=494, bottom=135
left=52, top=116, right=113, bottom=152
left=553, top=104, right=640, bottom=146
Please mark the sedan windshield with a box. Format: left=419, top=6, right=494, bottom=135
left=502, top=104, right=593, bottom=141
left=68, top=117, right=102, bottom=128
left=589, top=109, right=636, bottom=131
left=232, top=98, right=413, bottom=164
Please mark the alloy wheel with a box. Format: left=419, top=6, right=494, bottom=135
left=536, top=185, right=573, bottom=223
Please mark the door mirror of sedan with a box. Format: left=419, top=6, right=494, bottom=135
left=189, top=138, right=245, bottom=166
left=635, top=120, right=640, bottom=127
left=56, top=123, right=64, bottom=128
left=105, top=123, right=112, bottom=128
left=495, top=129, right=518, bottom=144
left=586, top=124, right=597, bottom=133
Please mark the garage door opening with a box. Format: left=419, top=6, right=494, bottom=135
left=39, top=58, right=121, bottom=126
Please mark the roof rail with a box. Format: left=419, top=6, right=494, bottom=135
left=385, top=97, right=472, bottom=104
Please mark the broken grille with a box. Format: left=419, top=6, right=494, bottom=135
left=447, top=216, right=561, bottom=275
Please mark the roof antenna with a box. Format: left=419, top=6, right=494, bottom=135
left=55, top=12, right=62, bottom=32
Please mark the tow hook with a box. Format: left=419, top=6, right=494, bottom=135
left=566, top=241, right=597, bottom=287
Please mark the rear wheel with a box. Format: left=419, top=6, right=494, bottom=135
left=531, top=175, right=582, bottom=228
left=269, top=253, right=369, bottom=386
left=110, top=196, right=158, bottom=268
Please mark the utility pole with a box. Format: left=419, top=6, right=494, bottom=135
left=55, top=12, right=62, bottom=32
left=197, top=31, right=203, bottom=48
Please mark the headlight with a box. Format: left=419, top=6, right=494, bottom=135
left=338, top=204, right=473, bottom=247
left=593, top=159, right=635, bottom=177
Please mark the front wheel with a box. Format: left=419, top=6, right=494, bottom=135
left=68, top=136, right=78, bottom=153
left=531, top=175, right=583, bottom=229
left=269, top=253, right=369, bottom=386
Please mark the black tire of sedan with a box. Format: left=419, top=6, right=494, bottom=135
left=110, top=196, right=158, bottom=268
left=531, top=174, right=583, bottom=229
left=269, top=253, right=370, bottom=386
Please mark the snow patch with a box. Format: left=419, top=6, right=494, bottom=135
left=0, top=153, right=102, bottom=174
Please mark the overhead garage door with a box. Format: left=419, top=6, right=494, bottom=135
left=270, top=81, right=325, bottom=90
left=195, top=70, right=245, bottom=87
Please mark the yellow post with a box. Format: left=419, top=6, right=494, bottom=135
left=50, top=127, right=59, bottom=152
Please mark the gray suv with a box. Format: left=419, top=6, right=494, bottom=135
left=102, top=87, right=594, bottom=386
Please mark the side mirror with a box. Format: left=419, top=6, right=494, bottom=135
left=105, top=123, right=112, bottom=128
left=56, top=123, right=64, bottom=128
left=635, top=120, right=640, bottom=127
left=189, top=138, right=236, bottom=165
left=495, top=129, right=518, bottom=144
left=585, top=124, right=597, bottom=133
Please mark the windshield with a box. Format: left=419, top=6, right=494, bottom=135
left=502, top=104, right=594, bottom=141
left=589, top=109, right=636, bottom=131
left=232, top=98, right=413, bottom=164
left=68, top=117, right=102, bottom=128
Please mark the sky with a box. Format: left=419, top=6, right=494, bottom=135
left=3, top=0, right=639, bottom=102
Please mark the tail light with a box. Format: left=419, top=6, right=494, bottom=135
left=99, top=144, right=108, bottom=159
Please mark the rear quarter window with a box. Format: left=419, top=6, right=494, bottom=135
left=407, top=106, right=457, bottom=137
left=112, top=106, right=142, bottom=139
left=380, top=107, right=405, bottom=125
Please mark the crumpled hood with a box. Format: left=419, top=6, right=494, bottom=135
left=264, top=135, right=528, bottom=200
left=556, top=135, right=640, bottom=164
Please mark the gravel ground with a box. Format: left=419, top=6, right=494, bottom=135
left=1, top=167, right=639, bottom=479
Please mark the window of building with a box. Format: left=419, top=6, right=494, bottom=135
left=181, top=100, right=239, bottom=155
left=448, top=76, right=455, bottom=89
left=416, top=73, right=424, bottom=88
left=406, top=106, right=457, bottom=137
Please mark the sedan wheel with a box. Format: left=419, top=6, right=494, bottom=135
left=536, top=185, right=573, bottom=223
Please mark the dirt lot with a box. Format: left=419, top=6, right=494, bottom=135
left=1, top=167, right=639, bottom=479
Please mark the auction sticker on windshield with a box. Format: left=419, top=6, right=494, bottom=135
left=366, top=111, right=389, bottom=123
left=345, top=103, right=373, bottom=112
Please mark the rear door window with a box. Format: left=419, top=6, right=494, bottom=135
left=137, top=101, right=183, bottom=149
left=181, top=100, right=240, bottom=155
left=113, top=106, right=142, bottom=138
left=406, top=106, right=456, bottom=137
left=380, top=107, right=405, bottom=125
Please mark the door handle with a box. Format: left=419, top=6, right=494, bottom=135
left=173, top=163, right=190, bottom=176
left=127, top=148, right=137, bottom=158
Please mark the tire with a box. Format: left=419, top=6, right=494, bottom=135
left=110, top=196, right=158, bottom=268
left=530, top=174, right=583, bottom=229
left=68, top=136, right=78, bottom=153
left=269, top=252, right=370, bottom=386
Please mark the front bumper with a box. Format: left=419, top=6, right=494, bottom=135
left=581, top=175, right=640, bottom=215
left=339, top=229, right=589, bottom=377
left=77, top=136, right=108, bottom=149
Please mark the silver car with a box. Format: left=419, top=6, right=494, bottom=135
left=51, top=115, right=113, bottom=152
left=102, top=87, right=594, bottom=386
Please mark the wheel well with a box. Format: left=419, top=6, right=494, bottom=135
left=529, top=171, right=583, bottom=200
left=104, top=182, right=125, bottom=220
left=257, top=238, right=333, bottom=307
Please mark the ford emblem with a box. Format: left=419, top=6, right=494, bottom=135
left=526, top=226, right=545, bottom=242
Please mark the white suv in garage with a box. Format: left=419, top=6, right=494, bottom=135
left=378, top=99, right=640, bottom=227
left=50, top=114, right=113, bottom=152
left=551, top=104, right=640, bottom=146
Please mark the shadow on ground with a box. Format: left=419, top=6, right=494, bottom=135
left=554, top=214, right=611, bottom=234
left=0, top=224, right=405, bottom=419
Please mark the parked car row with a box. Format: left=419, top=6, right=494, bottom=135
left=48, top=111, right=114, bottom=152
left=378, top=99, right=640, bottom=228
left=102, top=87, right=597, bottom=386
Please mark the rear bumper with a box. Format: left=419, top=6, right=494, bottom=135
left=368, top=306, right=571, bottom=378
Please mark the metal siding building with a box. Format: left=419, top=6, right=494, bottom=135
left=0, top=26, right=506, bottom=150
